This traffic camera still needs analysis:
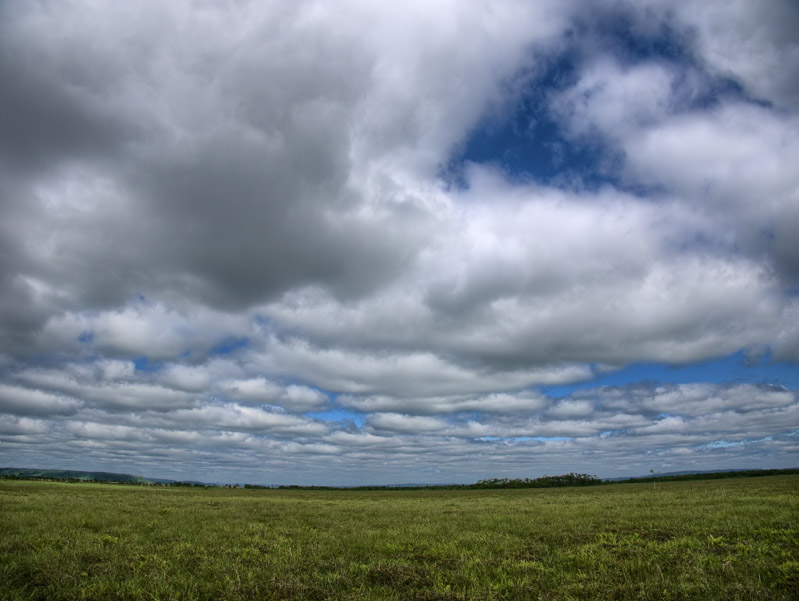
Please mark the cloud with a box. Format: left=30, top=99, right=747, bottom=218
left=596, top=382, right=797, bottom=417
left=340, top=391, right=548, bottom=415
left=220, top=377, right=328, bottom=413
left=673, top=0, right=799, bottom=109
left=549, top=27, right=799, bottom=289
left=261, top=177, right=786, bottom=371
left=0, top=415, right=51, bottom=436
left=0, top=0, right=569, bottom=339
left=366, top=413, right=449, bottom=435
left=623, top=104, right=799, bottom=285
left=165, top=403, right=330, bottom=436
left=0, top=384, right=81, bottom=417
left=13, top=367, right=197, bottom=412
left=159, top=364, right=212, bottom=392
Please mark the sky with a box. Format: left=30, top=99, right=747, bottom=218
left=1, top=0, right=798, bottom=486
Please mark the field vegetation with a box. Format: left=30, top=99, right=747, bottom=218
left=1, top=475, right=797, bottom=600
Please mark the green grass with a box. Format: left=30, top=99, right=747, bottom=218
left=1, top=476, right=797, bottom=600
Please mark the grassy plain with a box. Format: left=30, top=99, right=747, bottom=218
left=1, top=476, right=797, bottom=600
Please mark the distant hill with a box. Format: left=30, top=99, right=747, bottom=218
left=3, top=466, right=797, bottom=489
left=0, top=467, right=174, bottom=484
left=616, top=467, right=799, bottom=484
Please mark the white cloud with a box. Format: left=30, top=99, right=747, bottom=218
left=166, top=403, right=329, bottom=436
left=219, top=377, right=328, bottom=413
left=159, top=364, right=212, bottom=392
left=672, top=0, right=799, bottom=109
left=0, top=384, right=81, bottom=417
left=548, top=400, right=595, bottom=419
left=341, top=391, right=548, bottom=415
left=551, top=58, right=680, bottom=139
left=550, top=44, right=799, bottom=288
left=0, top=415, right=50, bottom=436
left=99, top=360, right=135, bottom=381
left=366, top=413, right=449, bottom=434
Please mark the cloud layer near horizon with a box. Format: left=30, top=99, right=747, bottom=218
left=1, top=0, right=797, bottom=484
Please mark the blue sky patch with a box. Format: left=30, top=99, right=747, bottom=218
left=132, top=357, right=163, bottom=372
left=308, top=409, right=366, bottom=428
left=210, top=337, right=250, bottom=356
left=541, top=351, right=799, bottom=398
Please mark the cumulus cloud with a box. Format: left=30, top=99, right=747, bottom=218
left=0, top=0, right=566, bottom=334
left=0, top=415, right=51, bottom=436
left=340, top=391, right=548, bottom=416
left=673, top=0, right=799, bottom=109
left=549, top=10, right=799, bottom=289
left=13, top=367, right=197, bottom=412
left=0, top=0, right=797, bottom=484
left=220, top=377, right=328, bottom=413
left=366, top=413, right=450, bottom=435
left=0, top=384, right=81, bottom=417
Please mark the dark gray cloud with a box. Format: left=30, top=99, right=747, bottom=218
left=0, top=0, right=555, bottom=331
left=0, top=384, right=81, bottom=417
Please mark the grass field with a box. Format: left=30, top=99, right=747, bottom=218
left=1, top=476, right=797, bottom=600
